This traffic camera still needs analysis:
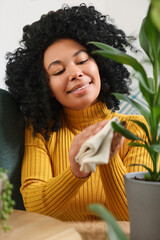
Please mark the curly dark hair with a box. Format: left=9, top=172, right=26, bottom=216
left=5, top=4, right=132, bottom=140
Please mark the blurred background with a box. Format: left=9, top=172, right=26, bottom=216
left=0, top=0, right=150, bottom=113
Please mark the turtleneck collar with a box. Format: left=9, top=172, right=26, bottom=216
left=62, top=101, right=112, bottom=132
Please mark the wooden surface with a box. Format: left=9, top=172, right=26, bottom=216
left=0, top=210, right=82, bottom=240
left=69, top=221, right=130, bottom=240
left=0, top=210, right=130, bottom=240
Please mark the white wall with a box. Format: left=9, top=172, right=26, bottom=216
left=0, top=0, right=149, bottom=90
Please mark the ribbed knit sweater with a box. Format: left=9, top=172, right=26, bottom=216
left=21, top=101, right=152, bottom=221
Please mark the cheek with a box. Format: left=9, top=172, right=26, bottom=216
left=48, top=78, right=66, bottom=100
left=49, top=78, right=61, bottom=92
left=89, top=61, right=100, bottom=78
left=90, top=65, right=101, bottom=87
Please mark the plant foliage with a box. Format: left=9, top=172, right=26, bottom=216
left=89, top=204, right=128, bottom=240
left=89, top=1, right=160, bottom=181
left=0, top=168, right=15, bottom=232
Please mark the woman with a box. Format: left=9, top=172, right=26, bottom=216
left=5, top=4, right=151, bottom=221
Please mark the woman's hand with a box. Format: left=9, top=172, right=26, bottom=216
left=69, top=120, right=126, bottom=178
left=110, top=132, right=124, bottom=158
left=110, top=122, right=126, bottom=158
left=69, top=120, right=108, bottom=178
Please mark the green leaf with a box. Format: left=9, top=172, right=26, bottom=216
left=142, top=6, right=160, bottom=69
left=111, top=122, right=143, bottom=141
left=112, top=93, right=150, bottom=124
left=158, top=124, right=160, bottom=141
left=130, top=120, right=151, bottom=144
left=150, top=144, right=160, bottom=153
left=130, top=164, right=153, bottom=175
left=144, top=173, right=152, bottom=181
left=134, top=73, right=155, bottom=109
left=147, top=77, right=155, bottom=91
left=89, top=204, right=128, bottom=240
left=89, top=41, right=153, bottom=94
left=152, top=106, right=160, bottom=133
left=150, top=0, right=160, bottom=31
left=128, top=142, right=156, bottom=163
left=88, top=41, right=156, bottom=109
left=128, top=142, right=147, bottom=148
left=139, top=16, right=154, bottom=62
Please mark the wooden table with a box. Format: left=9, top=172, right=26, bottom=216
left=70, top=221, right=130, bottom=240
left=0, top=210, right=130, bottom=240
left=0, top=210, right=81, bottom=240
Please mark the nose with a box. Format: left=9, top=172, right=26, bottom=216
left=68, top=69, right=83, bottom=81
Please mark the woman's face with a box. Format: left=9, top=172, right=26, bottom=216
left=43, top=38, right=101, bottom=110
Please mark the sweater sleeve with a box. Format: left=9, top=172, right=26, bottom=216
left=20, top=126, right=88, bottom=218
left=98, top=115, right=153, bottom=221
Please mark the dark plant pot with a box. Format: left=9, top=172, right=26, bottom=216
left=124, top=172, right=160, bottom=240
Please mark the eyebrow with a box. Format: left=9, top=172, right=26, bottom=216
left=47, top=49, right=88, bottom=70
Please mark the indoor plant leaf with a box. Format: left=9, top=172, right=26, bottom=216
left=139, top=16, right=154, bottom=62
left=150, top=144, right=160, bottom=153
left=128, top=141, right=155, bottom=162
left=89, top=204, right=128, bottom=240
left=144, top=8, right=160, bottom=60
left=133, top=73, right=155, bottom=109
left=89, top=41, right=153, bottom=93
left=111, top=122, right=143, bottom=141
left=150, top=0, right=160, bottom=31
left=130, top=164, right=154, bottom=176
left=112, top=93, right=150, bottom=124
left=129, top=119, right=152, bottom=144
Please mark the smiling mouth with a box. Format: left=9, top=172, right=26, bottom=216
left=68, top=83, right=91, bottom=93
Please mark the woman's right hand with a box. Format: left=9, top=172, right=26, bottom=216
left=69, top=120, right=108, bottom=178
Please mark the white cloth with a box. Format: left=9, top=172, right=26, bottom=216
left=75, top=117, right=120, bottom=173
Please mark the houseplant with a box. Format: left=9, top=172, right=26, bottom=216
left=0, top=168, right=15, bottom=232
left=89, top=204, right=128, bottom=240
left=89, top=0, right=160, bottom=239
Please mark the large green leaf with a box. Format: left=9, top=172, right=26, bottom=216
left=139, top=16, right=154, bottom=62
left=151, top=106, right=160, bottom=140
left=111, top=122, right=143, bottom=141
left=89, top=41, right=156, bottom=108
left=142, top=5, right=160, bottom=72
left=133, top=73, right=155, bottom=109
left=112, top=93, right=150, bottom=125
left=89, top=41, right=153, bottom=94
left=130, top=120, right=151, bottom=144
left=130, top=164, right=154, bottom=176
left=89, top=204, right=128, bottom=240
left=158, top=87, right=160, bottom=105
left=150, top=0, right=160, bottom=31
left=145, top=11, right=159, bottom=57
left=128, top=141, right=155, bottom=163
left=147, top=77, right=154, bottom=91
left=150, top=144, right=160, bottom=153
left=158, top=124, right=160, bottom=141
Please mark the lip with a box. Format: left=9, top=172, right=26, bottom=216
left=67, top=82, right=91, bottom=94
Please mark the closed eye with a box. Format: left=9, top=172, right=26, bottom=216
left=77, top=59, right=88, bottom=65
left=53, top=69, right=65, bottom=76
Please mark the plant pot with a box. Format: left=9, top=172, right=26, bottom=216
left=124, top=172, right=160, bottom=240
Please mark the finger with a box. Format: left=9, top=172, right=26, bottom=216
left=76, top=120, right=108, bottom=142
left=80, top=119, right=108, bottom=136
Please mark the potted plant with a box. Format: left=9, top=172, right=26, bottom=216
left=0, top=168, right=15, bottom=232
left=89, top=0, right=160, bottom=239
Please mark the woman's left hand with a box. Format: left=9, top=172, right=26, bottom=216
left=110, top=131, right=124, bottom=158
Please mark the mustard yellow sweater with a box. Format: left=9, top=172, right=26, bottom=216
left=21, top=101, right=152, bottom=221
